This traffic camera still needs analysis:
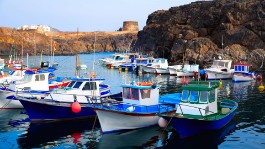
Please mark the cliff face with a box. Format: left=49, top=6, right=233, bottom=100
left=134, top=0, right=265, bottom=69
left=0, top=27, right=137, bottom=56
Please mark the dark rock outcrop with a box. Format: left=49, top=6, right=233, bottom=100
left=134, top=0, right=265, bottom=69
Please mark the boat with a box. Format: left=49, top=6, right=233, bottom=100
left=87, top=81, right=176, bottom=133
left=158, top=81, right=238, bottom=138
left=232, top=62, right=256, bottom=82
left=119, top=56, right=154, bottom=72
left=168, top=65, right=182, bottom=76
left=0, top=69, right=70, bottom=109
left=142, top=58, right=169, bottom=74
left=176, top=63, right=199, bottom=78
left=204, top=60, right=234, bottom=80
left=44, top=77, right=111, bottom=103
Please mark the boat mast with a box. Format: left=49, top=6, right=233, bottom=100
left=75, top=28, right=79, bottom=77
left=34, top=32, right=36, bottom=66
left=93, top=31, right=96, bottom=71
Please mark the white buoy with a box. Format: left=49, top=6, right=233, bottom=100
left=158, top=117, right=168, bottom=128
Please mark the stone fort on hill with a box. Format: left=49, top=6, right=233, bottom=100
left=122, top=21, right=139, bottom=31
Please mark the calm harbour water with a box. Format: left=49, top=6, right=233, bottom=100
left=0, top=52, right=265, bottom=148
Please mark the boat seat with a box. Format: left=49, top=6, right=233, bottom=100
left=221, top=108, right=230, bottom=114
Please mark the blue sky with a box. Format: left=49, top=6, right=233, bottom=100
left=0, top=0, right=197, bottom=32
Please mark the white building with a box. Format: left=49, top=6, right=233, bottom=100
left=17, top=24, right=51, bottom=32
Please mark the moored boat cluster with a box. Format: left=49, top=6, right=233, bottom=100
left=0, top=53, right=262, bottom=138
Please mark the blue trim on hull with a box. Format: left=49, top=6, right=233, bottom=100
left=163, top=110, right=236, bottom=138
left=19, top=99, right=96, bottom=121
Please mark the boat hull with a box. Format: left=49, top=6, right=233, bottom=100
left=168, top=68, right=177, bottom=76
left=142, top=66, right=156, bottom=73
left=162, top=109, right=236, bottom=138
left=205, top=71, right=233, bottom=80
left=19, top=99, right=96, bottom=122
left=176, top=71, right=194, bottom=78
left=0, top=91, right=23, bottom=109
left=95, top=109, right=160, bottom=133
left=156, top=68, right=169, bottom=74
left=232, top=73, right=255, bottom=82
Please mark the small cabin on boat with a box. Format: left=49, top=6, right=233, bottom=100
left=121, top=81, right=160, bottom=106
left=234, top=62, right=250, bottom=73
left=176, top=81, right=219, bottom=116
left=8, top=71, right=51, bottom=92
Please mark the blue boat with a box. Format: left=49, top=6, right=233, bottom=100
left=88, top=81, right=176, bottom=133
left=16, top=77, right=113, bottom=121
left=159, top=81, right=238, bottom=138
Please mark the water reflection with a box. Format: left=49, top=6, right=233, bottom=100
left=17, top=118, right=101, bottom=148
left=0, top=110, right=29, bottom=132
left=158, top=121, right=236, bottom=149
left=99, top=126, right=160, bottom=149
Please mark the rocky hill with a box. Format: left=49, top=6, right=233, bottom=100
left=134, top=0, right=265, bottom=69
left=0, top=27, right=137, bottom=56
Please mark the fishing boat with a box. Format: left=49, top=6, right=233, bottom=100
left=88, top=81, right=176, bottom=133
left=119, top=56, right=154, bottom=71
left=232, top=62, right=256, bottom=82
left=0, top=68, right=26, bottom=88
left=158, top=81, right=238, bottom=138
left=204, top=60, right=234, bottom=80
left=16, top=77, right=114, bottom=121
left=168, top=65, right=182, bottom=76
left=0, top=69, right=70, bottom=109
left=142, top=58, right=169, bottom=74
left=176, top=64, right=199, bottom=78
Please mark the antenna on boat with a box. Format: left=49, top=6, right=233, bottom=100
left=75, top=28, right=79, bottom=77
left=93, top=31, right=96, bottom=71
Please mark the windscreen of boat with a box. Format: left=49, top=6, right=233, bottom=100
left=115, top=56, right=120, bottom=60
left=189, top=91, right=199, bottom=103
left=200, top=91, right=208, bottom=103
left=23, top=74, right=32, bottom=82
left=181, top=90, right=189, bottom=102
left=82, top=82, right=97, bottom=90
left=209, top=90, right=215, bottom=103
left=140, top=89, right=150, bottom=99
left=73, top=81, right=82, bottom=88
left=9, top=70, right=15, bottom=75
left=67, top=81, right=76, bottom=88
left=153, top=59, right=159, bottom=63
left=117, top=57, right=124, bottom=61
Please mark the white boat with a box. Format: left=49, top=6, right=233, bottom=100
left=0, top=70, right=70, bottom=109
left=142, top=58, right=168, bottom=74
left=176, top=64, right=199, bottom=78
left=0, top=69, right=26, bottom=87
left=168, top=65, right=182, bottom=76
left=88, top=81, right=175, bottom=133
left=44, top=77, right=111, bottom=103
left=99, top=53, right=123, bottom=66
left=204, top=60, right=234, bottom=80
left=232, top=62, right=256, bottom=82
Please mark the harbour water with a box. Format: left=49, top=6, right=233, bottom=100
left=0, top=52, right=265, bottom=148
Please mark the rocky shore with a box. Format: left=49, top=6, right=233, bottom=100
left=134, top=0, right=265, bottom=69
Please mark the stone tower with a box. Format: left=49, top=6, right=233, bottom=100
left=123, top=21, right=139, bottom=31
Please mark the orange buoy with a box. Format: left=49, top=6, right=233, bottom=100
left=71, top=102, right=81, bottom=113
